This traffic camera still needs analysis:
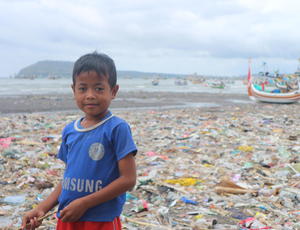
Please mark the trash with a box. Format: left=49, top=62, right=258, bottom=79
left=1, top=195, right=26, bottom=205
left=0, top=137, right=15, bottom=149
left=1, top=104, right=300, bottom=229
left=164, top=178, right=203, bottom=186
left=237, top=145, right=254, bottom=152
left=238, top=217, right=272, bottom=229
left=180, top=196, right=198, bottom=205
left=215, top=178, right=257, bottom=195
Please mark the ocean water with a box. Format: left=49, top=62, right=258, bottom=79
left=0, top=77, right=247, bottom=96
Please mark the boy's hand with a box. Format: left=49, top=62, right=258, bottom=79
left=60, top=198, right=87, bottom=222
left=21, top=209, right=45, bottom=230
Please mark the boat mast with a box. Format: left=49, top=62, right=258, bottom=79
left=247, top=58, right=253, bottom=97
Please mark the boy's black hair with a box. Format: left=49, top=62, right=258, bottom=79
left=72, top=52, right=117, bottom=88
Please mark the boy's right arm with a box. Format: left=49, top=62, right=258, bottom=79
left=21, top=182, right=62, bottom=229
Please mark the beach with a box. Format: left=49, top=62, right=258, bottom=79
left=0, top=92, right=300, bottom=229
left=0, top=91, right=250, bottom=114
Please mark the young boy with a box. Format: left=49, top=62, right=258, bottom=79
left=21, top=52, right=137, bottom=230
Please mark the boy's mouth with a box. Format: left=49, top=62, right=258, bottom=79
left=85, top=104, right=98, bottom=107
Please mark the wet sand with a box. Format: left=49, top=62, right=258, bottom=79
left=0, top=91, right=251, bottom=114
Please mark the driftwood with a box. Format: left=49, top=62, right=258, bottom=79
left=215, top=186, right=256, bottom=194
left=125, top=217, right=173, bottom=229
left=155, top=181, right=189, bottom=194
left=215, top=179, right=257, bottom=195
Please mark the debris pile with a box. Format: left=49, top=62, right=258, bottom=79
left=0, top=104, right=299, bottom=229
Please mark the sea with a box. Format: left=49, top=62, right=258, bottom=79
left=0, top=77, right=247, bottom=96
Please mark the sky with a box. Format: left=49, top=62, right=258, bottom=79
left=1, top=0, right=300, bottom=77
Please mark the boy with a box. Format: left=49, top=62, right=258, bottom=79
left=21, top=52, right=137, bottom=230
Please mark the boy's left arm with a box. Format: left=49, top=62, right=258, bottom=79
left=59, top=153, right=136, bottom=222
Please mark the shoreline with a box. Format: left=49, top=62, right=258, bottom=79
left=0, top=91, right=252, bottom=114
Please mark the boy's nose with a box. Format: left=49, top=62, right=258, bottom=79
left=86, top=89, right=96, bottom=98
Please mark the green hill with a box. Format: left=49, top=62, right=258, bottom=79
left=16, top=61, right=73, bottom=78
left=16, top=60, right=187, bottom=79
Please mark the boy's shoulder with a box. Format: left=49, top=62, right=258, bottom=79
left=65, top=119, right=76, bottom=129
left=106, top=115, right=131, bottom=129
left=110, top=115, right=127, bottom=124
left=61, top=120, right=76, bottom=135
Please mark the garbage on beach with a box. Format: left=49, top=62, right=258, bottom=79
left=0, top=103, right=300, bottom=229
left=215, top=178, right=257, bottom=195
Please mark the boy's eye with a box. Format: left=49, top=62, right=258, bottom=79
left=96, top=87, right=104, bottom=91
left=78, top=87, right=86, bottom=92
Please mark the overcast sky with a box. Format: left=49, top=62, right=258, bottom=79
left=1, top=0, right=300, bottom=77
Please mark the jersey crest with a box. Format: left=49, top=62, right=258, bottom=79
left=89, top=142, right=105, bottom=160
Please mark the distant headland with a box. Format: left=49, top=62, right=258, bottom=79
left=15, top=60, right=188, bottom=79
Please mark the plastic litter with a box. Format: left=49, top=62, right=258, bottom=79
left=1, top=104, right=300, bottom=229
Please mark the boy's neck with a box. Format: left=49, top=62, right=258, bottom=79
left=82, top=111, right=111, bottom=128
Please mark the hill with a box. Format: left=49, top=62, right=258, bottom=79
left=16, top=61, right=73, bottom=79
left=16, top=60, right=187, bottom=79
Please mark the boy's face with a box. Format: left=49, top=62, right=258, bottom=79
left=72, top=71, right=119, bottom=122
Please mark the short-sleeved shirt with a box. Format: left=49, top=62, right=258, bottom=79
left=57, top=111, right=137, bottom=221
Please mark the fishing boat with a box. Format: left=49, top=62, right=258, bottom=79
left=174, top=78, right=188, bottom=86
left=247, top=61, right=300, bottom=104
left=151, top=79, right=159, bottom=86
left=210, top=81, right=225, bottom=89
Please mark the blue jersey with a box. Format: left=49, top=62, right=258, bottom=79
left=57, top=111, right=137, bottom=221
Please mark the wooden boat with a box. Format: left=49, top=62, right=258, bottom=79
left=210, top=81, right=225, bottom=89
left=151, top=79, right=159, bottom=86
left=174, top=78, right=187, bottom=86
left=247, top=62, right=300, bottom=104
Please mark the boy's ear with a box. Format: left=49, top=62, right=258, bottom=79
left=71, top=84, right=75, bottom=93
left=111, top=85, right=119, bottom=98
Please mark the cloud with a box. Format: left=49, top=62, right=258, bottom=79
left=0, top=0, right=300, bottom=76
